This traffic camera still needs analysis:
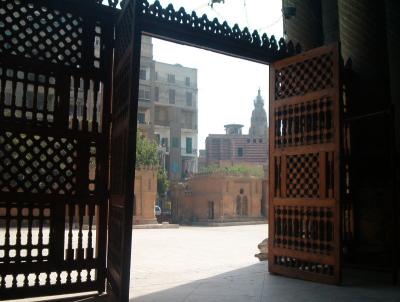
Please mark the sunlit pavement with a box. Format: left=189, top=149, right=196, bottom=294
left=129, top=225, right=400, bottom=302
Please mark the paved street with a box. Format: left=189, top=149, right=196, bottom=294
left=130, top=224, right=267, bottom=300
left=129, top=224, right=400, bottom=302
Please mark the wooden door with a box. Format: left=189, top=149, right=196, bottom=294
left=0, top=0, right=114, bottom=299
left=107, top=1, right=141, bottom=301
left=268, top=43, right=341, bottom=284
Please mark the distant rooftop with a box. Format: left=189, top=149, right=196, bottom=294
left=224, top=124, right=244, bottom=135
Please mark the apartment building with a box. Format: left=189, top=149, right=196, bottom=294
left=137, top=36, right=198, bottom=181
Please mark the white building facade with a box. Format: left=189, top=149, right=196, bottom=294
left=138, top=36, right=198, bottom=181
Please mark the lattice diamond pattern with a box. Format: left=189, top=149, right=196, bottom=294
left=0, top=0, right=83, bottom=66
left=286, top=153, right=319, bottom=198
left=0, top=131, right=77, bottom=194
left=275, top=53, right=333, bottom=100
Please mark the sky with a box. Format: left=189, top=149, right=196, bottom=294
left=148, top=0, right=283, bottom=149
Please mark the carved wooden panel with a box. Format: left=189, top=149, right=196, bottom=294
left=0, top=1, right=84, bottom=67
left=0, top=0, right=114, bottom=299
left=286, top=153, right=320, bottom=198
left=269, top=44, right=341, bottom=284
left=275, top=52, right=334, bottom=100
left=138, top=0, right=301, bottom=63
left=274, top=96, right=334, bottom=148
left=107, top=0, right=138, bottom=301
left=0, top=130, right=78, bottom=195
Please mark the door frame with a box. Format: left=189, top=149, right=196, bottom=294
left=110, top=0, right=343, bottom=299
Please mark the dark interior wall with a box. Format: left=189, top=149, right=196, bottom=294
left=283, top=0, right=397, bottom=267
left=385, top=0, right=400, bottom=149
left=282, top=0, right=338, bottom=47
left=385, top=0, right=400, bottom=265
left=338, top=0, right=393, bottom=263
left=338, top=0, right=391, bottom=113
left=282, top=0, right=323, bottom=50
left=321, top=0, right=339, bottom=44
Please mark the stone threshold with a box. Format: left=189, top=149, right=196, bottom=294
left=190, top=220, right=267, bottom=227
left=133, top=223, right=180, bottom=229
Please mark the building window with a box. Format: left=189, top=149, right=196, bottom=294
left=155, top=134, right=161, bottom=145
left=154, top=87, right=159, bottom=101
left=236, top=196, right=241, bottom=216
left=139, top=88, right=150, bottom=100
left=139, top=69, right=146, bottom=80
left=253, top=139, right=256, bottom=143
left=208, top=201, right=214, bottom=219
left=167, top=73, right=175, bottom=83
left=161, top=137, right=169, bottom=149
left=169, top=89, right=175, bottom=104
left=137, top=112, right=145, bottom=124
left=259, top=139, right=263, bottom=143
left=186, top=137, right=192, bottom=154
left=172, top=137, right=179, bottom=148
left=186, top=92, right=192, bottom=106
left=237, top=147, right=243, bottom=157
left=185, top=77, right=190, bottom=86
left=247, top=138, right=250, bottom=143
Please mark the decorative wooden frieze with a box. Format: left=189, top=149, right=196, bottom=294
left=138, top=0, right=301, bottom=61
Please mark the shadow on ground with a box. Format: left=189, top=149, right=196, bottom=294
left=129, top=262, right=400, bottom=302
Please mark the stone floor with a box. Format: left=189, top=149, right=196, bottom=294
left=130, top=225, right=400, bottom=302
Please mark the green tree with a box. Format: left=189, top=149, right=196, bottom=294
left=135, top=131, right=170, bottom=196
left=157, top=168, right=169, bottom=196
left=135, top=132, right=158, bottom=168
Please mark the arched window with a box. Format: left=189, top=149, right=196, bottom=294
left=236, top=195, right=242, bottom=216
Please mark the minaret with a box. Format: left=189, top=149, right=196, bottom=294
left=249, top=89, right=268, bottom=138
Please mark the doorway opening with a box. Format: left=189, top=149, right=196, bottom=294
left=131, top=35, right=270, bottom=300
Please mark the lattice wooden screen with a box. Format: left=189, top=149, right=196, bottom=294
left=0, top=0, right=115, bottom=299
left=268, top=43, right=341, bottom=284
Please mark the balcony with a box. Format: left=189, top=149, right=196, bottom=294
left=137, top=120, right=152, bottom=131
left=158, top=145, right=169, bottom=153
left=181, top=148, right=197, bottom=156
left=138, top=98, right=152, bottom=108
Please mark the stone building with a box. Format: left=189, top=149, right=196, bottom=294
left=205, top=89, right=268, bottom=166
left=137, top=36, right=199, bottom=181
left=133, top=168, right=158, bottom=225
left=171, top=173, right=264, bottom=224
left=197, top=149, right=207, bottom=171
left=153, top=61, right=198, bottom=181
left=137, top=36, right=156, bottom=139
